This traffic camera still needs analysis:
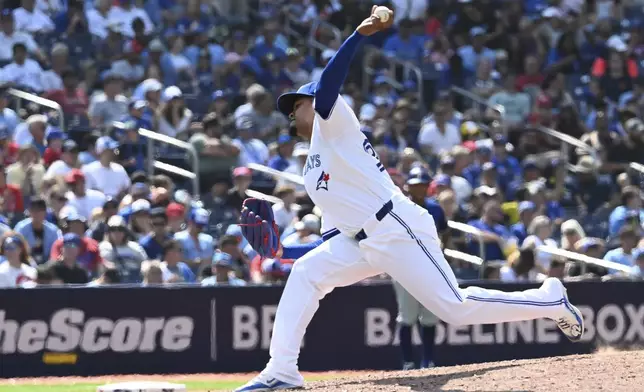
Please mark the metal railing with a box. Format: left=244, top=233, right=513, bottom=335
left=308, top=19, right=342, bottom=58
left=362, top=45, right=423, bottom=105
left=535, top=125, right=601, bottom=172
left=537, top=246, right=632, bottom=275
left=112, top=122, right=200, bottom=197
left=447, top=220, right=487, bottom=278
left=8, top=88, right=65, bottom=130
left=450, top=86, right=505, bottom=132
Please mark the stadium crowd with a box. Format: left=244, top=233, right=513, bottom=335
left=0, top=0, right=642, bottom=288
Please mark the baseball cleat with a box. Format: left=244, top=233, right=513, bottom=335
left=234, top=374, right=303, bottom=391
left=544, top=278, right=584, bottom=342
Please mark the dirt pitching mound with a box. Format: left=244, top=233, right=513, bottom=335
left=303, top=350, right=644, bottom=391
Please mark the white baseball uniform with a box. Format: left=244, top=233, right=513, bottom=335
left=264, top=96, right=574, bottom=385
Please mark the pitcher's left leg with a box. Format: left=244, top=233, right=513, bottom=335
left=361, top=205, right=583, bottom=341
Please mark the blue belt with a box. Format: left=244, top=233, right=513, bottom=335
left=354, top=200, right=393, bottom=242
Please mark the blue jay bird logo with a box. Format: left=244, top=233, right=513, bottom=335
left=316, top=171, right=330, bottom=191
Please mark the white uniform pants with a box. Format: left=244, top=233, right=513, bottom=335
left=266, top=194, right=567, bottom=385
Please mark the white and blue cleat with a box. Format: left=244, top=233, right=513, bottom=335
left=234, top=374, right=303, bottom=391
left=544, top=277, right=584, bottom=342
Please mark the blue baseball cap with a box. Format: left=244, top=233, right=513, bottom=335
left=191, top=208, right=210, bottom=225
left=434, top=174, right=452, bottom=187
left=3, top=236, right=21, bottom=248
left=96, top=136, right=119, bottom=154
left=406, top=167, right=431, bottom=185
left=212, top=251, right=233, bottom=267
left=522, top=158, right=539, bottom=170
left=518, top=201, right=536, bottom=214
left=277, top=134, right=292, bottom=145
left=212, top=90, right=227, bottom=101
left=63, top=233, right=82, bottom=246
left=46, top=127, right=65, bottom=140
left=277, top=82, right=317, bottom=116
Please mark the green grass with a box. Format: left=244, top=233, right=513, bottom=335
left=0, top=380, right=244, bottom=392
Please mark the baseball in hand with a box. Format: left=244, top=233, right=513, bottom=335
left=374, top=6, right=390, bottom=23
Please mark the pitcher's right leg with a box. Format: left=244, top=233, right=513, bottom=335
left=236, top=234, right=379, bottom=392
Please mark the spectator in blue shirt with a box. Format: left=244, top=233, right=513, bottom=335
left=160, top=239, right=196, bottom=283
left=201, top=251, right=246, bottom=286
left=511, top=201, right=537, bottom=246
left=173, top=207, right=215, bottom=271
left=0, top=86, right=19, bottom=136
left=468, top=200, right=517, bottom=261
left=609, top=186, right=644, bottom=238
left=268, top=134, right=295, bottom=172
left=139, top=208, right=171, bottom=260
left=491, top=134, right=521, bottom=185
left=457, top=27, right=496, bottom=74
left=383, top=18, right=424, bottom=65
left=251, top=19, right=286, bottom=63
left=14, top=197, right=62, bottom=265
left=604, top=227, right=640, bottom=273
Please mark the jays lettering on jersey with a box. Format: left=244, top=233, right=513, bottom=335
left=302, top=95, right=403, bottom=237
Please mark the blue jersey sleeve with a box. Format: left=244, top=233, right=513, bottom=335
left=315, top=31, right=365, bottom=119
left=281, top=228, right=340, bottom=259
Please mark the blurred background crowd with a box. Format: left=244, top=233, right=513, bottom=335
left=0, top=0, right=642, bottom=288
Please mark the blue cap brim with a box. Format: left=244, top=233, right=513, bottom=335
left=277, top=92, right=314, bottom=116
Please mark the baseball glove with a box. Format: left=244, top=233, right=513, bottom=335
left=239, top=198, right=280, bottom=258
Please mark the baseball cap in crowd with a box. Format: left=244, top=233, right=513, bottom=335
left=62, top=210, right=87, bottom=223
left=576, top=237, right=602, bottom=252
left=292, top=142, right=309, bottom=157
left=26, top=114, right=48, bottom=127
left=191, top=208, right=210, bottom=225
left=96, top=136, right=119, bottom=154
left=212, top=251, right=233, bottom=268
left=63, top=233, right=82, bottom=247
left=433, top=174, right=452, bottom=187
left=407, top=167, right=431, bottom=185
left=29, top=196, right=47, bottom=210
left=294, top=214, right=320, bottom=232
left=163, top=86, right=183, bottom=101
left=261, top=258, right=292, bottom=276
left=130, top=200, right=150, bottom=215
left=373, top=96, right=393, bottom=108
left=45, top=127, right=65, bottom=141
left=129, top=100, right=147, bottom=110
left=3, top=236, right=21, bottom=250
left=470, top=26, right=486, bottom=37
left=277, top=134, right=292, bottom=145
left=212, top=89, right=228, bottom=101
left=518, top=201, right=536, bottom=214
left=277, top=81, right=317, bottom=116
left=131, top=182, right=151, bottom=199
left=65, top=168, right=85, bottom=184
left=474, top=185, right=498, bottom=197
left=522, top=158, right=539, bottom=171
left=482, top=162, right=497, bottom=172
left=148, top=38, right=166, bottom=52
left=321, top=49, right=336, bottom=62
left=373, top=75, right=389, bottom=86
left=233, top=166, right=252, bottom=178
left=492, top=134, right=507, bottom=145
left=541, top=6, right=563, bottom=19
left=359, top=104, right=376, bottom=121
left=62, top=140, right=79, bottom=153
left=107, top=215, right=127, bottom=228
left=140, top=78, right=163, bottom=95
left=166, top=202, right=185, bottom=219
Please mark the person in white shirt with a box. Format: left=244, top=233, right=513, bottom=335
left=0, top=42, right=45, bottom=92
left=13, top=0, right=55, bottom=34
left=156, top=86, right=193, bottom=138
left=107, top=0, right=153, bottom=38
left=14, top=113, right=48, bottom=147
left=86, top=0, right=112, bottom=39
left=0, top=235, right=37, bottom=288
left=272, top=186, right=300, bottom=232
left=110, top=41, right=145, bottom=85
left=45, top=139, right=79, bottom=180
left=82, top=136, right=131, bottom=198
left=524, top=216, right=559, bottom=273
left=0, top=10, right=43, bottom=63
left=64, top=168, right=107, bottom=219
left=232, top=118, right=269, bottom=166
left=417, top=103, right=461, bottom=157
left=40, top=43, right=68, bottom=93
left=282, top=214, right=322, bottom=246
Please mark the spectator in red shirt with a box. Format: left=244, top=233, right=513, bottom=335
left=49, top=210, right=103, bottom=276
left=516, top=54, right=544, bottom=98
left=0, top=128, right=18, bottom=167
left=0, top=167, right=23, bottom=217
left=42, top=128, right=65, bottom=167
left=44, top=68, right=89, bottom=115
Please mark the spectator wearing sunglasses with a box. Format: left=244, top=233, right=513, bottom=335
left=160, top=239, right=196, bottom=284
left=48, top=233, right=90, bottom=284
left=99, top=215, right=148, bottom=283
left=139, top=208, right=171, bottom=260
